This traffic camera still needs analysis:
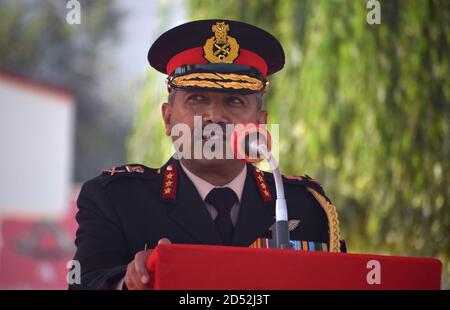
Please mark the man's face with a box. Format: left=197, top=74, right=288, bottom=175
left=161, top=89, right=268, bottom=166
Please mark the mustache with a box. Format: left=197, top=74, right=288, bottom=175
left=193, top=122, right=230, bottom=141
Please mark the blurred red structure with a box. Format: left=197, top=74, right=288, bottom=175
left=0, top=189, right=79, bottom=289
left=0, top=71, right=77, bottom=289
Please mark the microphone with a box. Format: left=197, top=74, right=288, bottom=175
left=231, top=124, right=291, bottom=249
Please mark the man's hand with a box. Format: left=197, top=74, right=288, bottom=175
left=124, top=238, right=171, bottom=290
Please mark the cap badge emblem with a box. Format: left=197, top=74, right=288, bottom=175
left=203, top=22, right=239, bottom=64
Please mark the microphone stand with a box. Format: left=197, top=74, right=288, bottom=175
left=253, top=143, right=292, bottom=249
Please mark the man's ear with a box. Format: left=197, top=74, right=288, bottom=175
left=257, top=110, right=268, bottom=125
left=161, top=103, right=172, bottom=136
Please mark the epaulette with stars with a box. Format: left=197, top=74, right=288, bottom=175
left=282, top=174, right=330, bottom=202
left=261, top=171, right=326, bottom=196
left=96, top=164, right=160, bottom=186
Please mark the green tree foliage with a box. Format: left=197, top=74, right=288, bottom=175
left=127, top=1, right=174, bottom=166
left=127, top=70, right=173, bottom=165
left=129, top=0, right=450, bottom=287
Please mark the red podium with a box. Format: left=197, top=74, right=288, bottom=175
left=146, top=244, right=441, bottom=290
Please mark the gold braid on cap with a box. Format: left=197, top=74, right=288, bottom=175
left=169, top=72, right=264, bottom=91
left=306, top=187, right=341, bottom=252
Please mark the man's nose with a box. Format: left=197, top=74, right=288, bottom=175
left=202, top=102, right=227, bottom=124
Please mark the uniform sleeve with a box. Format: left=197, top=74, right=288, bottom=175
left=69, top=179, right=129, bottom=290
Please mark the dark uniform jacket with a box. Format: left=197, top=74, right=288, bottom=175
left=69, top=157, right=341, bottom=289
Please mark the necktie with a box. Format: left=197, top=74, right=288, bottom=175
left=205, top=187, right=238, bottom=245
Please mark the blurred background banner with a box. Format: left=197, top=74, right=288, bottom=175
left=0, top=0, right=448, bottom=289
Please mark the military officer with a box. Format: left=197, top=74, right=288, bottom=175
left=70, top=19, right=344, bottom=290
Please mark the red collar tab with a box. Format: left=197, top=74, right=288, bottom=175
left=161, top=164, right=179, bottom=200
left=252, top=167, right=273, bottom=202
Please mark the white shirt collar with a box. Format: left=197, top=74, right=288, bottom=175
left=179, top=161, right=247, bottom=202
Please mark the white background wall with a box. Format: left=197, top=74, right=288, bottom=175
left=0, top=75, right=74, bottom=218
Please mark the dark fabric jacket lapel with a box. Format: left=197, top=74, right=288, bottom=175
left=162, top=158, right=274, bottom=247
left=164, top=158, right=223, bottom=245
left=232, top=164, right=275, bottom=246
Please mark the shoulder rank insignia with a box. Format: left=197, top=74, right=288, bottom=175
left=102, top=165, right=145, bottom=176
left=304, top=174, right=321, bottom=185
left=284, top=174, right=321, bottom=185
left=161, top=164, right=178, bottom=201
left=252, top=168, right=273, bottom=202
